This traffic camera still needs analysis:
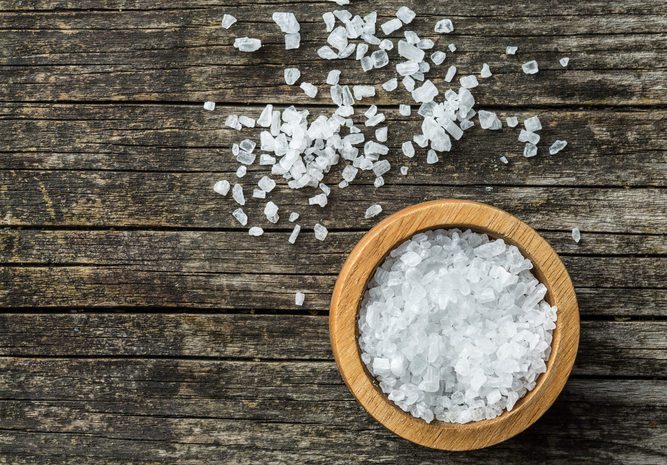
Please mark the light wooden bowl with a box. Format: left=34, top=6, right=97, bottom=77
left=329, top=199, right=579, bottom=450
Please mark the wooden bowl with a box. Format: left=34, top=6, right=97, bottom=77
left=329, top=199, right=579, bottom=450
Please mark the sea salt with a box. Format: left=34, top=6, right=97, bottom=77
left=326, top=69, right=341, bottom=85
left=459, top=75, right=479, bottom=89
left=571, top=227, right=581, bottom=243
left=444, top=65, right=457, bottom=83
left=213, top=180, right=230, bottom=196
left=434, top=19, right=454, bottom=34
left=232, top=183, right=245, bottom=205
left=258, top=175, right=276, bottom=193
left=523, top=143, right=538, bottom=158
left=519, top=129, right=540, bottom=145
left=234, top=37, right=262, bottom=52
left=478, top=110, right=502, bottom=130
left=506, top=116, right=519, bottom=128
left=399, top=104, right=411, bottom=116
left=284, top=68, right=301, bottom=85
left=314, top=223, right=328, bottom=241
left=236, top=166, right=247, bottom=178
left=431, top=51, right=446, bottom=65
left=232, top=208, right=248, bottom=226
left=300, top=82, right=318, bottom=98
left=285, top=33, right=301, bottom=50
left=560, top=57, right=570, bottom=67
left=289, top=212, right=300, bottom=222
left=524, top=116, right=542, bottom=132
left=295, top=291, right=305, bottom=306
left=448, top=43, right=456, bottom=52
left=359, top=229, right=557, bottom=424
left=549, top=140, right=568, bottom=155
left=480, top=63, right=492, bottom=78
left=288, top=224, right=301, bottom=244
left=426, top=149, right=439, bottom=164
left=506, top=46, right=518, bottom=55
left=500, top=156, right=509, bottom=164
left=522, top=60, right=539, bottom=74
left=365, top=203, right=383, bottom=219
left=382, top=78, right=398, bottom=92
left=272, top=12, right=300, bottom=33
left=381, top=18, right=403, bottom=35
left=396, top=6, right=416, bottom=24
left=221, top=14, right=237, bottom=29
left=248, top=226, right=264, bottom=237
left=203, top=101, right=215, bottom=111
left=400, top=166, right=409, bottom=175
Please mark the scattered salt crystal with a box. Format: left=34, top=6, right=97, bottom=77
left=478, top=110, right=502, bottom=130
left=524, top=116, right=542, bottom=132
left=232, top=207, right=248, bottom=226
left=203, top=101, right=215, bottom=111
left=459, top=75, right=479, bottom=89
left=560, top=57, right=570, bottom=67
left=314, top=223, right=328, bottom=241
left=402, top=75, right=415, bottom=92
left=500, top=156, right=509, bottom=164
left=213, top=180, right=230, bottom=196
left=326, top=69, right=341, bottom=85
left=225, top=114, right=241, bottom=130
left=258, top=175, right=276, bottom=193
left=400, top=166, right=408, bottom=175
left=506, top=116, right=519, bottom=128
left=252, top=188, right=266, bottom=199
left=523, top=143, right=538, bottom=158
left=434, top=19, right=454, bottom=33
left=371, top=49, right=389, bottom=68
left=430, top=51, right=446, bottom=65
left=272, top=12, right=300, bottom=33
left=356, top=43, right=369, bottom=60
left=318, top=45, right=338, bottom=60
left=248, top=226, right=264, bottom=237
left=342, top=165, right=358, bottom=182
left=288, top=224, right=301, bottom=244
left=506, top=45, right=518, bottom=55
left=365, top=203, right=383, bottom=219
left=284, top=33, right=301, bottom=50
left=372, top=159, right=391, bottom=176
left=322, top=12, right=335, bottom=32
left=309, top=193, right=328, bottom=207
left=295, top=291, right=305, bottom=306
left=360, top=56, right=374, bottom=72
left=221, top=14, right=237, bottom=29
left=426, top=149, right=439, bottom=164
left=264, top=201, right=279, bottom=222
left=365, top=113, right=385, bottom=127
left=235, top=166, right=247, bottom=178
left=399, top=104, right=411, bottom=116
left=379, top=39, right=394, bottom=50
left=239, top=115, right=255, bottom=128
left=396, top=6, right=416, bottom=24
left=375, top=127, right=388, bottom=142
left=381, top=18, right=403, bottom=35
left=374, top=176, right=384, bottom=188
left=284, top=68, right=301, bottom=85
left=519, top=129, right=540, bottom=145
left=522, top=60, right=539, bottom=74
left=418, top=39, right=435, bottom=50
left=572, top=227, right=581, bottom=243
left=396, top=61, right=420, bottom=76
left=300, top=82, right=318, bottom=98
left=401, top=141, right=415, bottom=157
left=289, top=212, right=300, bottom=222
left=233, top=37, right=262, bottom=52
left=232, top=183, right=245, bottom=205
left=481, top=63, right=492, bottom=78
left=444, top=65, right=457, bottom=82
left=257, top=105, right=273, bottom=127
left=353, top=85, right=375, bottom=100
left=448, top=43, right=457, bottom=52
left=382, top=78, right=398, bottom=92
left=398, top=40, right=425, bottom=62
left=549, top=140, right=568, bottom=155
left=412, top=80, right=439, bottom=103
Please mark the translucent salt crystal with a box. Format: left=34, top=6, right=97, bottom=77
left=381, top=18, right=403, bottom=35
left=203, top=101, right=215, bottom=111
left=232, top=183, right=245, bottom=205
left=522, top=60, right=539, bottom=74
left=443, top=120, right=463, bottom=140
left=264, top=201, right=279, bottom=220
left=338, top=180, right=349, bottom=189
left=300, top=82, right=318, bottom=98
left=379, top=39, right=394, bottom=50
left=444, top=65, right=457, bottom=82
left=506, top=46, right=518, bottom=55
left=322, top=12, right=335, bottom=32
left=288, top=224, right=301, bottom=244
left=374, top=176, right=384, bottom=188
left=572, top=227, right=581, bottom=243
left=360, top=56, right=373, bottom=72
left=549, top=140, right=568, bottom=155
left=272, top=12, right=300, bottom=33
left=294, top=291, right=305, bottom=306
left=328, top=26, right=348, bottom=51
left=342, top=165, right=358, bottom=182
left=369, top=49, right=388, bottom=68
left=365, top=113, right=385, bottom=127
left=333, top=10, right=351, bottom=22
left=418, top=39, right=435, bottom=50
left=221, top=14, right=237, bottom=29
left=382, top=78, right=398, bottom=92
left=314, top=223, right=328, bottom=241
left=326, top=70, right=341, bottom=85
left=413, top=133, right=428, bottom=147
left=434, top=19, right=454, bottom=33
left=248, top=226, right=264, bottom=237
left=252, top=188, right=266, bottom=199
left=309, top=193, right=328, bottom=207
left=448, top=43, right=457, bottom=52
left=396, top=61, right=420, bottom=76
left=399, top=104, right=411, bottom=116
left=396, top=6, right=416, bottom=24
left=400, top=166, right=408, bottom=175
left=560, top=57, right=570, bottom=67
left=284, top=68, right=301, bottom=85
left=213, top=180, right=230, bottom=196
left=284, top=33, right=300, bottom=50
left=236, top=150, right=255, bottom=165
left=519, top=129, right=540, bottom=145
left=478, top=110, right=502, bottom=130
left=500, top=156, right=509, bottom=164
left=232, top=208, right=247, bottom=226
left=365, top=204, right=383, bottom=219
left=481, top=63, right=492, bottom=78
left=431, top=51, right=446, bottom=65
left=460, top=119, right=474, bottom=130
left=426, top=149, right=439, bottom=164
left=353, top=85, right=375, bottom=100
left=412, top=80, right=438, bottom=103
left=524, top=116, right=542, bottom=132
left=258, top=175, right=276, bottom=192
left=317, top=46, right=338, bottom=60
left=238, top=116, right=255, bottom=128
left=506, top=116, right=519, bottom=127
left=225, top=114, right=240, bottom=130
left=459, top=75, right=479, bottom=89
left=289, top=212, right=300, bottom=222
left=235, top=166, right=246, bottom=178
left=355, top=43, right=369, bottom=60
left=402, top=75, right=415, bottom=92
left=398, top=40, right=425, bottom=62
left=523, top=143, right=538, bottom=158
left=372, top=159, right=391, bottom=176
left=234, top=37, right=262, bottom=52
left=375, top=126, right=388, bottom=142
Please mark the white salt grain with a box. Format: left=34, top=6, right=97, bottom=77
left=365, top=203, right=383, bottom=219
left=444, top=65, right=457, bottom=83
left=288, top=224, right=301, bottom=244
left=284, top=68, right=301, bottom=85
left=549, top=140, right=568, bottom=155
left=506, top=116, right=519, bottom=128
left=522, top=60, right=539, bottom=74
left=572, top=227, right=581, bottom=243
left=300, top=82, right=318, bottom=98
left=375, top=127, right=388, bottom=142
left=232, top=208, right=248, bottom=226
left=221, top=14, right=237, bottom=29
left=326, top=69, right=341, bottom=85
left=560, top=57, right=570, bottom=67
left=232, top=183, right=245, bottom=205
left=234, top=37, right=262, bottom=52
left=519, top=129, right=540, bottom=145
left=478, top=110, right=502, bottom=130
left=322, top=12, right=335, bottom=32
left=523, top=143, right=538, bottom=158
left=434, top=19, right=454, bottom=33
left=396, top=6, right=416, bottom=24
left=272, top=12, right=300, bottom=33
left=289, top=212, right=300, bottom=222
left=235, top=166, right=247, bottom=178
left=295, top=291, right=305, bottom=306
left=506, top=45, right=518, bottom=55
left=459, top=75, right=479, bottom=89
left=285, top=33, right=301, bottom=50
left=248, top=226, right=264, bottom=236
left=431, top=51, right=446, bottom=65
left=258, top=176, right=276, bottom=193
left=480, top=63, right=492, bottom=78
left=524, top=116, right=542, bottom=132
left=314, top=223, right=328, bottom=241
left=399, top=104, right=411, bottom=116
left=426, top=149, right=439, bottom=164
left=500, top=156, right=509, bottom=164
left=448, top=43, right=457, bottom=52
left=203, top=101, right=215, bottom=111
left=213, top=180, right=230, bottom=196
left=381, top=18, right=403, bottom=35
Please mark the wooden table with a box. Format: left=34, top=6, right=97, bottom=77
left=1, top=1, right=665, bottom=463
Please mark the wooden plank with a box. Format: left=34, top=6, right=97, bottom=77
left=1, top=170, right=665, bottom=232
left=1, top=5, right=665, bottom=104
left=0, top=314, right=663, bottom=377
left=1, top=104, right=665, bottom=189
left=0, top=358, right=663, bottom=464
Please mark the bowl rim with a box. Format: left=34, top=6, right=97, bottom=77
left=329, top=199, right=580, bottom=451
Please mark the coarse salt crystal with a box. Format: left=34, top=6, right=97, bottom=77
left=560, top=57, right=570, bottom=67
left=572, top=227, right=581, bottom=243
left=213, top=180, right=230, bottom=196
left=314, top=223, right=328, bottom=241
left=203, top=101, right=215, bottom=111
left=549, top=140, right=568, bottom=155
left=234, top=37, right=262, bottom=52
left=522, top=60, right=539, bottom=74
left=434, top=19, right=454, bottom=33
left=284, top=68, right=301, bottom=85
left=288, top=224, right=301, bottom=244
left=480, top=63, right=492, bottom=78
left=248, top=226, right=264, bottom=236
left=300, top=82, right=318, bottom=98
left=295, top=291, right=305, bottom=306
left=221, top=14, right=237, bottom=29
left=365, top=203, right=383, bottom=219
left=232, top=207, right=247, bottom=226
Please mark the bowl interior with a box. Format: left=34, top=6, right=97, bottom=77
left=329, top=200, right=579, bottom=451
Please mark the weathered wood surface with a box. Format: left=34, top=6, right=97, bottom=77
left=1, top=0, right=666, bottom=463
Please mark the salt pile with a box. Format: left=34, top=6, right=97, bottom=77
left=359, top=229, right=557, bottom=424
